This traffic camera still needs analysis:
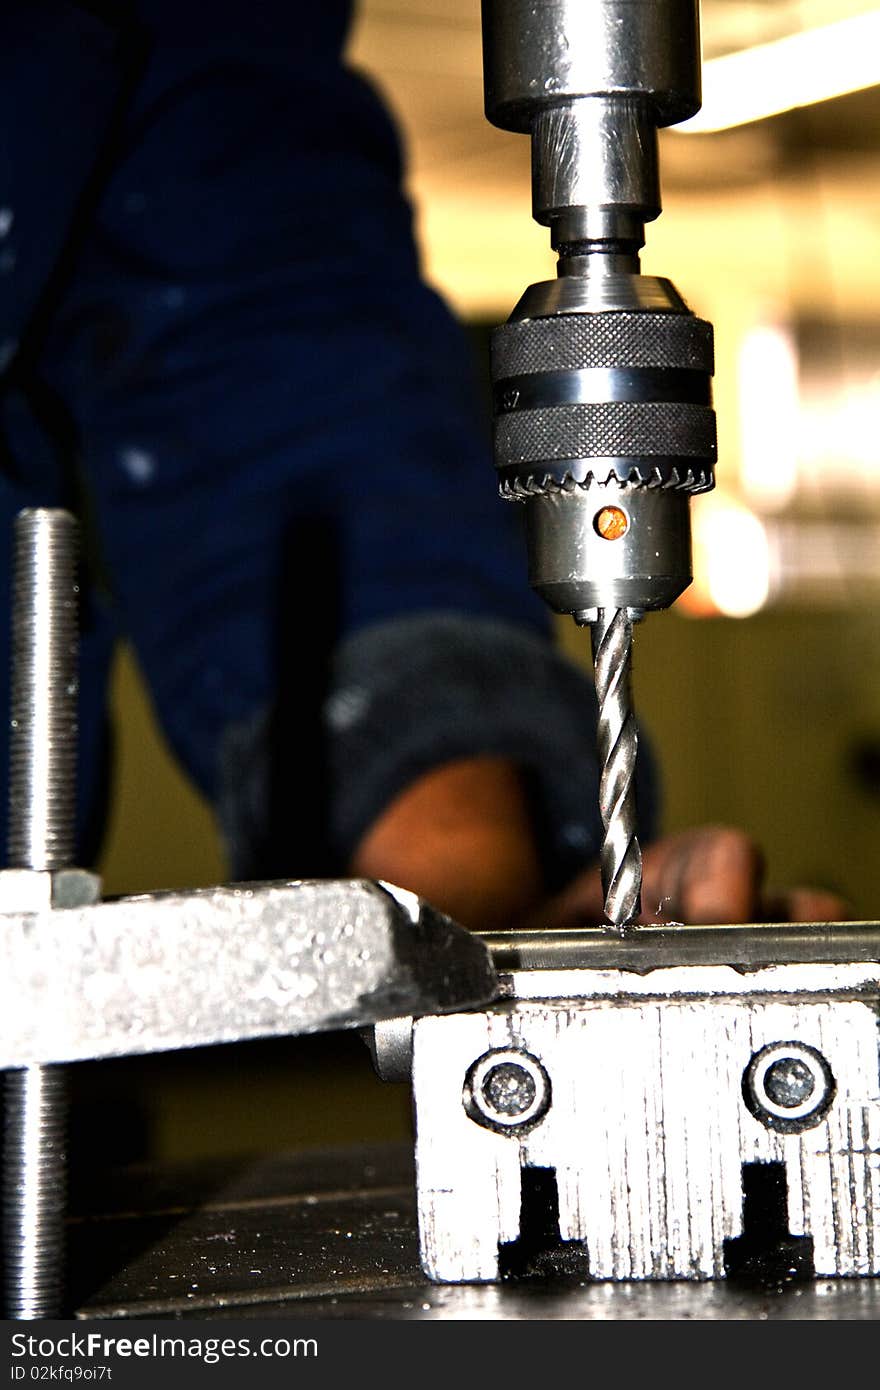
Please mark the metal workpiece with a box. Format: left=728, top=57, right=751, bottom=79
left=589, top=608, right=641, bottom=927
left=480, top=921, right=880, bottom=980
left=4, top=508, right=79, bottom=1320
left=0, top=878, right=498, bottom=1068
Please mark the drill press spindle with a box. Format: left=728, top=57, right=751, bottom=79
left=483, top=0, right=717, bottom=927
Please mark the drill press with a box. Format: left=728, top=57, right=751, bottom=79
left=483, top=0, right=717, bottom=926
left=2, top=4, right=879, bottom=1308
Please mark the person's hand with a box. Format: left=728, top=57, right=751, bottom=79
left=349, top=756, right=545, bottom=932
left=349, top=758, right=848, bottom=932
left=531, top=826, right=848, bottom=930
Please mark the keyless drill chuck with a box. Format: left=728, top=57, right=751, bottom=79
left=491, top=277, right=716, bottom=623
left=492, top=284, right=717, bottom=622
left=481, top=0, right=716, bottom=926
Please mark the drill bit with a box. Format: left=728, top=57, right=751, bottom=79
left=590, top=607, right=642, bottom=928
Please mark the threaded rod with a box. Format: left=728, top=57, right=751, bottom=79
left=3, top=1068, right=68, bottom=1319
left=590, top=607, right=642, bottom=928
left=7, top=509, right=78, bottom=870
left=4, top=508, right=78, bottom=1319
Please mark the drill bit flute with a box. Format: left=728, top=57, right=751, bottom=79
left=590, top=607, right=641, bottom=924
left=482, top=0, right=717, bottom=928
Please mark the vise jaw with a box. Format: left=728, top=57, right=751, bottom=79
left=404, top=925, right=880, bottom=1283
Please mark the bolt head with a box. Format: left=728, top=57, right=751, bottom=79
left=743, top=1042, right=835, bottom=1133
left=763, top=1057, right=815, bottom=1109
left=464, top=1048, right=550, bottom=1132
left=482, top=1062, right=537, bottom=1117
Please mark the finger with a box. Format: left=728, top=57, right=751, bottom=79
left=641, top=826, right=764, bottom=924
left=524, top=826, right=767, bottom=930
left=524, top=861, right=682, bottom=930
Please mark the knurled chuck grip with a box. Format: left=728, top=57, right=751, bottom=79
left=482, top=0, right=716, bottom=621
left=491, top=277, right=716, bottom=619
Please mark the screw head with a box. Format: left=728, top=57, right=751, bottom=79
left=743, top=1042, right=836, bottom=1132
left=464, top=1049, right=551, bottom=1132
left=763, top=1057, right=815, bottom=1108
